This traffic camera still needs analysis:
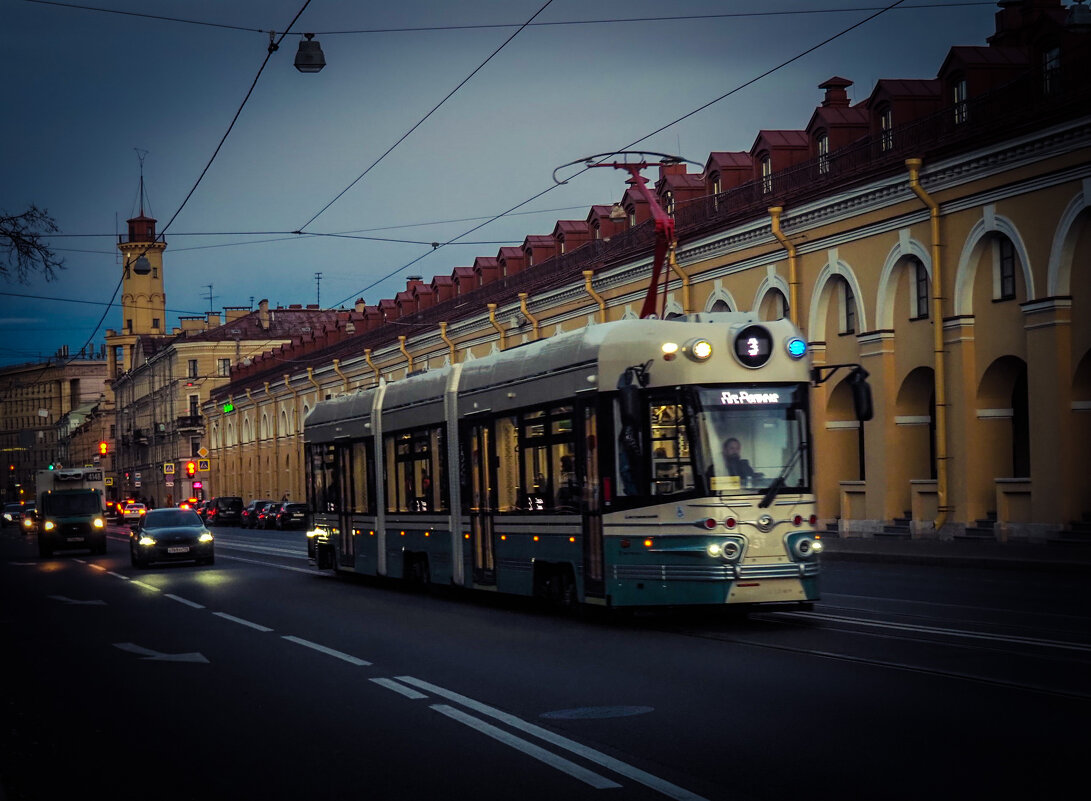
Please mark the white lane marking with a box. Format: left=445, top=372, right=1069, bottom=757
left=431, top=704, right=621, bottom=790
left=216, top=554, right=323, bottom=575
left=397, top=676, right=709, bottom=801
left=130, top=580, right=161, bottom=592
left=107, top=571, right=130, bottom=580
left=371, top=678, right=428, bottom=699
left=776, top=611, right=1091, bottom=653
left=164, top=593, right=205, bottom=609
left=89, top=564, right=106, bottom=572
left=282, top=635, right=371, bottom=666
left=212, top=612, right=273, bottom=632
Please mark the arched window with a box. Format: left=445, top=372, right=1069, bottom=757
left=815, top=131, right=830, bottom=175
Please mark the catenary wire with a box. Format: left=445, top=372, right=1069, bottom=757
left=325, top=0, right=910, bottom=311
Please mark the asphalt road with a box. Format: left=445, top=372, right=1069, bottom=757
left=1, top=524, right=1088, bottom=801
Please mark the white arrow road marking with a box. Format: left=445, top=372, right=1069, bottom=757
left=48, top=595, right=106, bottom=606
left=113, top=642, right=209, bottom=663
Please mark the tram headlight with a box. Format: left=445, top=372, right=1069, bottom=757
left=722, top=540, right=742, bottom=561
left=707, top=542, right=723, bottom=558
left=791, top=537, right=821, bottom=559
left=683, top=338, right=713, bottom=362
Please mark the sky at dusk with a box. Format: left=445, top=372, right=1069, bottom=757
left=1, top=0, right=1000, bottom=367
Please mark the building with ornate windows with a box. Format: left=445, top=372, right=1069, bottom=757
left=0, top=350, right=108, bottom=503
left=205, top=0, right=1090, bottom=543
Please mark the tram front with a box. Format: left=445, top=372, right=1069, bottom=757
left=600, top=316, right=823, bottom=608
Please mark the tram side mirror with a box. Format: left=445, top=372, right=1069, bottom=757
left=618, top=384, right=642, bottom=428
left=849, top=367, right=873, bottom=422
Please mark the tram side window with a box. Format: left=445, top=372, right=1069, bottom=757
left=495, top=416, right=520, bottom=512
left=384, top=427, right=447, bottom=513
left=309, top=443, right=339, bottom=513
left=511, top=405, right=577, bottom=513
left=614, top=393, right=695, bottom=499
left=349, top=439, right=374, bottom=514
left=650, top=401, right=695, bottom=496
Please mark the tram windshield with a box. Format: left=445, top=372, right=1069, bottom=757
left=691, top=384, right=810, bottom=496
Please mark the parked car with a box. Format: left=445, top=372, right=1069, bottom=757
left=122, top=502, right=147, bottom=526
left=205, top=496, right=243, bottom=526
left=242, top=499, right=273, bottom=528
left=130, top=508, right=214, bottom=567
left=274, top=503, right=309, bottom=530
left=194, top=500, right=210, bottom=521
left=255, top=501, right=281, bottom=529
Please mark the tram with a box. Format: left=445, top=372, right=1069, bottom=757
left=304, top=313, right=867, bottom=609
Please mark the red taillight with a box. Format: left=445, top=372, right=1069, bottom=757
left=793, top=515, right=803, bottom=526
left=724, top=517, right=737, bottom=529
left=809, top=514, right=818, bottom=525
left=703, top=518, right=717, bottom=530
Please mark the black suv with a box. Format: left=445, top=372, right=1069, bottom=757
left=205, top=496, right=243, bottom=526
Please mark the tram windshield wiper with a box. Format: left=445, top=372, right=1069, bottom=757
left=758, top=440, right=806, bottom=509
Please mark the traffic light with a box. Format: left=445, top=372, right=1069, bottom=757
left=185, top=461, right=197, bottom=477
left=98, top=441, right=109, bottom=456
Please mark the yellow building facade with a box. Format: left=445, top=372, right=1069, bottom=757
left=204, top=1, right=1090, bottom=543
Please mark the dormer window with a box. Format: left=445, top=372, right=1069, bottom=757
left=879, top=106, right=894, bottom=152
left=760, top=153, right=773, bottom=194
left=816, top=132, right=830, bottom=175
left=952, top=76, right=968, bottom=124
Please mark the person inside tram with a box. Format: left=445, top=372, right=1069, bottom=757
left=721, top=437, right=758, bottom=480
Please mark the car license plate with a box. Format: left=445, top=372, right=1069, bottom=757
left=66, top=536, right=85, bottom=543
left=167, top=546, right=190, bottom=554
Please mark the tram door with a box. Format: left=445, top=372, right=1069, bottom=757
left=467, top=423, right=496, bottom=585
left=582, top=407, right=605, bottom=597
left=336, top=443, right=355, bottom=568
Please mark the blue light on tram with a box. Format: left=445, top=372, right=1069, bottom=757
left=786, top=337, right=808, bottom=359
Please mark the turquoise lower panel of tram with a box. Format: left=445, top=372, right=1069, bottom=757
left=605, top=541, right=820, bottom=606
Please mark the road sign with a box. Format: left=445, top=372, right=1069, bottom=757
left=198, top=447, right=209, bottom=458
left=164, top=463, right=175, bottom=475
left=105, top=477, right=114, bottom=486
left=197, top=458, right=210, bottom=472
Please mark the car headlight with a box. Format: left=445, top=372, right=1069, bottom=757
left=23, top=518, right=33, bottom=527
left=198, top=532, right=213, bottom=543
left=93, top=518, right=105, bottom=529
left=43, top=520, right=55, bottom=531
left=139, top=536, right=156, bottom=546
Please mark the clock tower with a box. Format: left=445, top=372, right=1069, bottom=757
left=106, top=179, right=167, bottom=382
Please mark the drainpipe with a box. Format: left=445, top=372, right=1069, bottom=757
left=307, top=368, right=321, bottom=399
left=398, top=335, right=414, bottom=373
left=245, top=388, right=258, bottom=498
left=582, top=271, right=606, bottom=323
left=264, top=381, right=280, bottom=499
left=284, top=374, right=300, bottom=499
left=906, top=158, right=950, bottom=534
left=332, top=359, right=349, bottom=393
left=486, top=304, right=507, bottom=349
left=768, top=206, right=799, bottom=328
left=439, top=322, right=458, bottom=364
left=668, top=244, right=691, bottom=314
left=518, top=293, right=540, bottom=340
left=284, top=373, right=299, bottom=438
left=364, top=348, right=381, bottom=384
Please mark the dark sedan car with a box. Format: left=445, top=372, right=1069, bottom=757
left=274, top=503, right=309, bottom=530
left=255, top=501, right=281, bottom=529
left=242, top=499, right=275, bottom=528
left=130, top=508, right=214, bottom=568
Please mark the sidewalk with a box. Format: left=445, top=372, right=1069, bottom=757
left=818, top=533, right=1091, bottom=573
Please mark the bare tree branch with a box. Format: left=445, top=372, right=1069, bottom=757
left=0, top=206, right=65, bottom=283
